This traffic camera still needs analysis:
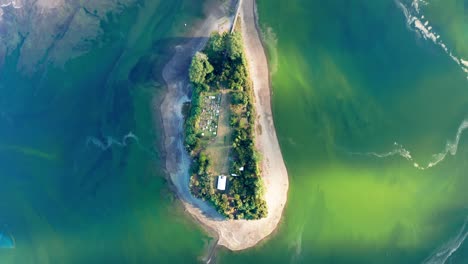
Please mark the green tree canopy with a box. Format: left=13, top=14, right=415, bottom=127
left=206, top=33, right=225, bottom=56
left=189, top=52, right=213, bottom=85
left=186, top=32, right=267, bottom=220
left=227, top=32, right=243, bottom=60
left=232, top=91, right=246, bottom=105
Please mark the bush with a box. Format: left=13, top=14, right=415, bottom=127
left=185, top=31, right=267, bottom=220
left=226, top=32, right=243, bottom=60
left=189, top=52, right=213, bottom=85
left=231, top=91, right=247, bottom=105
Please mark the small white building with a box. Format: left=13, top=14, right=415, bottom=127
left=217, top=175, right=227, bottom=191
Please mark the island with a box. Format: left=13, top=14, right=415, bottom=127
left=160, top=0, right=289, bottom=252
left=184, top=28, right=267, bottom=220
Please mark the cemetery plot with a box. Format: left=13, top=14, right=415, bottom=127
left=197, top=93, right=221, bottom=139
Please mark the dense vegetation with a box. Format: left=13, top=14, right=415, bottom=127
left=185, top=30, right=267, bottom=220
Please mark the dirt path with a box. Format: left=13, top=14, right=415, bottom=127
left=159, top=0, right=289, bottom=251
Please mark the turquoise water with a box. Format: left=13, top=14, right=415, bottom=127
left=0, top=1, right=211, bottom=263
left=0, top=232, right=15, bottom=249
left=1, top=0, right=467, bottom=263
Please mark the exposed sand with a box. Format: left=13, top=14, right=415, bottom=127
left=159, top=0, right=289, bottom=251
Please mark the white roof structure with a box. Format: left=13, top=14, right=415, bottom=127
left=217, top=175, right=227, bottom=191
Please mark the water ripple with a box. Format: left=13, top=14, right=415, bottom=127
left=422, top=217, right=468, bottom=264
left=86, top=132, right=139, bottom=151
left=396, top=0, right=468, bottom=79
left=350, top=119, right=468, bottom=170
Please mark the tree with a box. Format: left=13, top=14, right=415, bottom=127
left=232, top=91, right=246, bottom=105
left=206, top=33, right=225, bottom=56
left=186, top=32, right=268, bottom=220
left=227, top=32, right=243, bottom=60
left=189, top=52, right=213, bottom=85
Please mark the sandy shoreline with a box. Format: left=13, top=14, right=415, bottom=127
left=159, top=0, right=289, bottom=251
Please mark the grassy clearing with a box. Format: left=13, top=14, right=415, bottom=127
left=205, top=92, right=233, bottom=175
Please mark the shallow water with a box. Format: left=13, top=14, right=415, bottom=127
left=1, top=0, right=467, bottom=263
left=0, top=1, right=211, bottom=263
left=219, top=0, right=468, bottom=263
left=0, top=232, right=15, bottom=249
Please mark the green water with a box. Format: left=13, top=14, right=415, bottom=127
left=1, top=0, right=467, bottom=263
left=219, top=0, right=468, bottom=263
